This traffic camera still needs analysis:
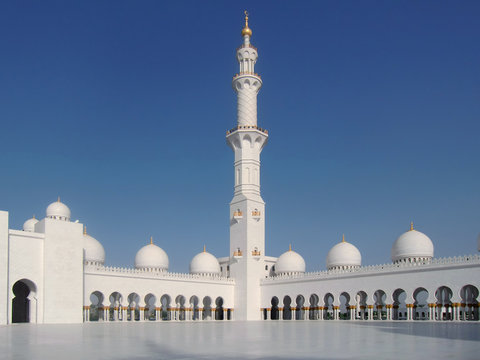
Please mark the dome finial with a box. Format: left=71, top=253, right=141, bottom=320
left=32, top=214, right=35, bottom=219
left=150, top=236, right=153, bottom=245
left=410, top=222, right=414, bottom=231
left=57, top=196, right=61, bottom=203
left=241, top=10, right=252, bottom=37
left=203, top=244, right=206, bottom=252
left=83, top=225, right=87, bottom=235
left=289, top=243, right=292, bottom=251
left=342, top=234, right=345, bottom=243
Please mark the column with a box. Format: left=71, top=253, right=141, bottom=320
left=406, top=304, right=413, bottom=320
left=367, top=305, right=374, bottom=321
left=211, top=306, right=216, bottom=321
left=279, top=307, right=283, bottom=320
left=333, top=306, right=339, bottom=320
left=224, top=308, right=228, bottom=320
left=427, top=304, right=434, bottom=321
left=104, top=307, right=109, bottom=321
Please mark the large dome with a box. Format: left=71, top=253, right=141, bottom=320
left=391, top=223, right=434, bottom=263
left=46, top=197, right=71, bottom=221
left=190, top=247, right=220, bottom=275
left=83, top=227, right=105, bottom=265
left=275, top=245, right=306, bottom=275
left=134, top=238, right=169, bottom=271
left=23, top=216, right=39, bottom=232
left=326, top=235, right=361, bottom=270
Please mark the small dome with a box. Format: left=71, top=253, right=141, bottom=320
left=83, top=227, right=105, bottom=265
left=23, top=216, right=39, bottom=232
left=134, top=238, right=169, bottom=271
left=326, top=235, right=361, bottom=270
left=190, top=247, right=220, bottom=275
left=275, top=245, right=306, bottom=275
left=391, top=223, right=434, bottom=263
left=46, top=197, right=71, bottom=221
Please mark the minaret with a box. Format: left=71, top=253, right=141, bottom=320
left=227, top=11, right=268, bottom=321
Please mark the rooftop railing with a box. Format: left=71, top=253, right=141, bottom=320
left=261, top=254, right=480, bottom=283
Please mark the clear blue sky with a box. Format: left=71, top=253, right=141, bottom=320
left=1, top=1, right=479, bottom=272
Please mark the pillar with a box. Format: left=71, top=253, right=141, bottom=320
left=279, top=307, right=283, bottom=320
left=333, top=306, right=339, bottom=320
left=406, top=304, right=413, bottom=320
left=367, top=305, right=374, bottom=321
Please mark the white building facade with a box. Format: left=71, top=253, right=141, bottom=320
left=0, top=13, right=479, bottom=325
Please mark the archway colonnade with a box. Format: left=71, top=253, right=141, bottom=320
left=84, top=291, right=232, bottom=322
left=262, top=284, right=480, bottom=322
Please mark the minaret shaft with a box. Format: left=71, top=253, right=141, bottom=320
left=226, top=12, right=268, bottom=321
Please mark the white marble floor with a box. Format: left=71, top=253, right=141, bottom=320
left=1, top=321, right=479, bottom=359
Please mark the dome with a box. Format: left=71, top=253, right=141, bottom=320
left=83, top=227, right=105, bottom=265
left=46, top=197, right=71, bottom=221
left=23, top=216, right=39, bottom=232
left=189, top=246, right=221, bottom=275
left=391, top=223, right=434, bottom=263
left=326, top=235, right=361, bottom=270
left=134, top=238, right=169, bottom=271
left=275, top=245, right=306, bottom=275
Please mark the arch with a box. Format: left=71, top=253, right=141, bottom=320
left=203, top=296, right=212, bottom=320
left=413, top=287, right=429, bottom=320
left=295, top=295, right=305, bottom=320
left=373, top=290, right=386, bottom=320
left=339, top=292, right=351, bottom=320
left=190, top=295, right=200, bottom=321
left=12, top=279, right=37, bottom=323
left=460, top=285, right=479, bottom=321
left=215, top=297, right=224, bottom=320
left=435, top=286, right=453, bottom=321
left=309, top=294, right=320, bottom=320
left=175, top=295, right=186, bottom=321
left=160, top=294, right=172, bottom=321
left=323, top=293, right=334, bottom=320
left=283, top=296, right=292, bottom=320
left=89, top=291, right=104, bottom=321
left=145, top=293, right=157, bottom=321
left=393, top=288, right=407, bottom=320
left=109, top=292, right=123, bottom=321
left=127, top=293, right=140, bottom=321
left=271, top=296, right=279, bottom=320
left=355, top=291, right=368, bottom=320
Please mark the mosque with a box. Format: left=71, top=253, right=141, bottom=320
left=1, top=13, right=479, bottom=325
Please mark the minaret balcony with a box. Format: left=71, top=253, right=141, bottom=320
left=251, top=210, right=261, bottom=221
left=232, top=72, right=261, bottom=81
left=236, top=43, right=257, bottom=51
left=226, top=125, right=268, bottom=135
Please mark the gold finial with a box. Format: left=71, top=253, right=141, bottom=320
left=410, top=222, right=414, bottom=231
left=57, top=196, right=61, bottom=203
left=150, top=236, right=153, bottom=245
left=289, top=244, right=292, bottom=251
left=32, top=214, right=35, bottom=219
left=342, top=234, right=345, bottom=243
left=83, top=226, right=87, bottom=235
left=241, top=10, right=252, bottom=37
left=203, top=244, right=206, bottom=253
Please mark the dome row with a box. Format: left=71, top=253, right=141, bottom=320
left=23, top=199, right=221, bottom=275
left=274, top=224, right=435, bottom=275
left=22, top=200, right=439, bottom=275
